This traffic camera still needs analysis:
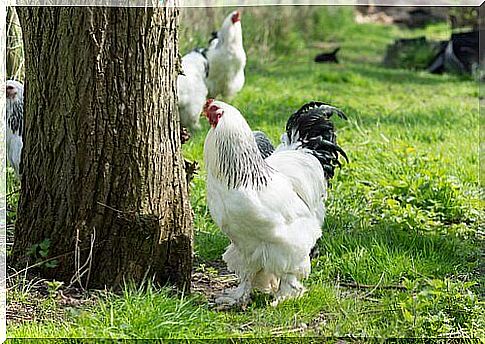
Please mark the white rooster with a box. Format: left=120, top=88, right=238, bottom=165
left=205, top=10, right=246, bottom=99
left=177, top=49, right=209, bottom=131
left=6, top=79, right=24, bottom=178
left=203, top=99, right=347, bottom=306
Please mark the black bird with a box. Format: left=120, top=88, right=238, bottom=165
left=428, top=31, right=478, bottom=75
left=314, top=47, right=340, bottom=64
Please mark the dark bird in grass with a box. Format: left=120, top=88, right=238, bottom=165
left=427, top=31, right=479, bottom=75
left=314, top=47, right=340, bottom=63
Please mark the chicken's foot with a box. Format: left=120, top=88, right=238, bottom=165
left=215, top=278, right=252, bottom=309
left=271, top=274, right=306, bottom=307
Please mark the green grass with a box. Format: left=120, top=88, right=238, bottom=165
left=8, top=10, right=484, bottom=340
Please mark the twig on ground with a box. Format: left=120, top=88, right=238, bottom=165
left=239, top=321, right=254, bottom=330
left=69, top=227, right=96, bottom=290
left=5, top=244, right=95, bottom=284
left=217, top=276, right=238, bottom=283
left=271, top=327, right=305, bottom=336
left=338, top=281, right=407, bottom=291
left=96, top=201, right=126, bottom=214
left=364, top=271, right=386, bottom=298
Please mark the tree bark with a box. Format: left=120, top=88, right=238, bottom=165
left=12, top=6, right=193, bottom=291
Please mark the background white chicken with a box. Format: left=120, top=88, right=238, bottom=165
left=177, top=49, right=209, bottom=131
left=205, top=11, right=246, bottom=99
left=203, top=99, right=347, bottom=306
left=6, top=79, right=24, bottom=178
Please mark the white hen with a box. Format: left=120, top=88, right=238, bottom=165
left=6, top=79, right=24, bottom=178
left=203, top=99, right=347, bottom=306
left=177, top=50, right=209, bottom=131
left=205, top=11, right=246, bottom=99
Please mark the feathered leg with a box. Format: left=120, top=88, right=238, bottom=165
left=271, top=254, right=311, bottom=306
left=271, top=274, right=306, bottom=307
left=216, top=243, right=254, bottom=307
left=215, top=275, right=252, bottom=307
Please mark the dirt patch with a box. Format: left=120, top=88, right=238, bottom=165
left=191, top=260, right=238, bottom=304
left=7, top=260, right=237, bottom=324
left=7, top=282, right=93, bottom=325
left=6, top=264, right=97, bottom=325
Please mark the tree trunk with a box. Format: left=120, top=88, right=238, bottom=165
left=12, top=6, right=193, bottom=291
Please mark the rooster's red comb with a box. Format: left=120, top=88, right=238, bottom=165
left=204, top=99, right=215, bottom=113
left=231, top=11, right=241, bottom=23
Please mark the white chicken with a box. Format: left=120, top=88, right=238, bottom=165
left=6, top=79, right=24, bottom=178
left=205, top=10, right=246, bottom=99
left=203, top=99, right=347, bottom=306
left=177, top=49, right=209, bottom=131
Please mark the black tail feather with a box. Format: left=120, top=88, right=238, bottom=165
left=209, top=31, right=218, bottom=44
left=285, top=101, right=348, bottom=179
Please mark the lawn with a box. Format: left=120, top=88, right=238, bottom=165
left=7, top=8, right=484, bottom=340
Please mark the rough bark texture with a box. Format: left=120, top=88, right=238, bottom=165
left=12, top=6, right=193, bottom=291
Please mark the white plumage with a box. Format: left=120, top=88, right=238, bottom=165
left=203, top=100, right=347, bottom=306
left=205, top=11, right=246, bottom=99
left=177, top=50, right=209, bottom=131
left=6, top=79, right=24, bottom=178
left=176, top=10, right=245, bottom=132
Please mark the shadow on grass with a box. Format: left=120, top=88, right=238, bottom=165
left=313, top=220, right=480, bottom=286
left=345, top=64, right=472, bottom=87
left=249, top=57, right=471, bottom=88
left=342, top=103, right=472, bottom=132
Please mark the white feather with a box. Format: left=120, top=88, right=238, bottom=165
left=206, top=11, right=246, bottom=99
left=6, top=79, right=24, bottom=178
left=177, top=51, right=208, bottom=131
left=204, top=101, right=327, bottom=303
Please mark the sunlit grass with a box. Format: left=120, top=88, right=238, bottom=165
left=8, top=9, right=483, bottom=340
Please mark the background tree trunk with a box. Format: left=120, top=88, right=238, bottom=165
left=12, top=6, right=193, bottom=291
left=7, top=7, right=23, bottom=80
